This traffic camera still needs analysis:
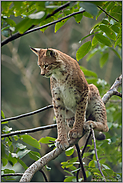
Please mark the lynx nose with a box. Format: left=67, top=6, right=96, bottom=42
left=41, top=73, right=45, bottom=76
left=41, top=70, right=45, bottom=76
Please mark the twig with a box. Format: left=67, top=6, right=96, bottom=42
left=113, top=91, right=122, bottom=98
left=75, top=144, right=86, bottom=181
left=2, top=173, right=23, bottom=177
left=1, top=9, right=85, bottom=47
left=1, top=124, right=57, bottom=138
left=1, top=105, right=53, bottom=122
left=45, top=2, right=72, bottom=19
left=91, top=128, right=106, bottom=182
left=39, top=170, right=48, bottom=182
left=97, top=5, right=119, bottom=22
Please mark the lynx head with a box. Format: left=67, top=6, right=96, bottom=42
left=30, top=47, right=63, bottom=78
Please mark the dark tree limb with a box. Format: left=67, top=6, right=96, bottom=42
left=39, top=169, right=48, bottom=182
left=1, top=9, right=85, bottom=47
left=75, top=144, right=86, bottom=181
left=1, top=124, right=57, bottom=138
left=1, top=173, right=23, bottom=177
left=1, top=105, right=53, bottom=122
left=97, top=5, right=119, bottom=22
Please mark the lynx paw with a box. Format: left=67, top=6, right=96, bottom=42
left=83, top=121, right=94, bottom=131
left=68, top=128, right=82, bottom=140
left=55, top=139, right=69, bottom=150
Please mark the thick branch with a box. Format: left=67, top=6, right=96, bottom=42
left=20, top=147, right=63, bottom=182
left=1, top=9, right=85, bottom=47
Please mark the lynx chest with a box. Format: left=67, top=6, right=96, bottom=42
left=52, top=81, right=81, bottom=113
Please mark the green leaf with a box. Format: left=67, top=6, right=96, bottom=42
left=21, top=134, right=41, bottom=149
left=80, top=66, right=97, bottom=78
left=99, top=25, right=116, bottom=40
left=100, top=52, right=109, bottom=68
left=8, top=153, right=17, bottom=166
left=115, top=36, right=121, bottom=48
left=74, top=13, right=83, bottom=23
left=95, top=33, right=112, bottom=47
left=110, top=48, right=121, bottom=60
left=15, top=18, right=35, bottom=34
left=83, top=11, right=93, bottom=18
left=64, top=176, right=76, bottom=182
left=28, top=151, right=41, bottom=161
left=92, top=36, right=98, bottom=47
left=39, top=136, right=56, bottom=144
left=89, top=160, right=95, bottom=167
left=65, top=147, right=74, bottom=156
left=2, top=1, right=12, bottom=11
left=4, top=169, right=15, bottom=174
left=76, top=41, right=91, bottom=61
left=54, top=19, right=68, bottom=33
left=1, top=110, right=5, bottom=119
left=86, top=48, right=99, bottom=61
left=17, top=149, right=31, bottom=159
left=17, top=158, right=28, bottom=170
left=28, top=11, right=45, bottom=19
left=4, top=18, right=16, bottom=27
left=2, top=158, right=8, bottom=167
left=111, top=24, right=120, bottom=33
left=80, top=2, right=98, bottom=16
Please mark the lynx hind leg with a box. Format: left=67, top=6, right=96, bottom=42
left=84, top=84, right=109, bottom=132
left=66, top=110, right=75, bottom=128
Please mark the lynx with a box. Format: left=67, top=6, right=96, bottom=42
left=31, top=47, right=109, bottom=150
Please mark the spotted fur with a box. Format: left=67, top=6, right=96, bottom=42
left=31, top=47, right=109, bottom=150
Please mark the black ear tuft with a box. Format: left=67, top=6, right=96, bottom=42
left=30, top=47, right=40, bottom=56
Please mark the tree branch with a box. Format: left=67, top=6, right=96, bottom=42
left=91, top=128, right=106, bottom=181
left=1, top=105, right=53, bottom=122
left=102, top=74, right=122, bottom=105
left=75, top=144, right=86, bottom=181
left=1, top=124, right=57, bottom=138
left=97, top=5, right=119, bottom=22
left=2, top=173, right=23, bottom=177
left=1, top=9, right=85, bottom=47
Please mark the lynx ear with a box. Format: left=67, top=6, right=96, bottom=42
left=46, top=49, right=58, bottom=58
left=30, top=47, right=40, bottom=56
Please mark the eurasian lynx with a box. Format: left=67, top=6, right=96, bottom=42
left=31, top=47, right=109, bottom=150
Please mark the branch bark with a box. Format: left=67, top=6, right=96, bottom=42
left=102, top=74, right=122, bottom=105
left=20, top=74, right=122, bottom=182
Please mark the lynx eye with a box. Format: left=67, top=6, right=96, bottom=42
left=44, top=64, right=48, bottom=69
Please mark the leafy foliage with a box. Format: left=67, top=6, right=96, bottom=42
left=1, top=1, right=122, bottom=182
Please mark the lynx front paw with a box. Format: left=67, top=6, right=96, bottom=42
left=83, top=121, right=95, bottom=131
left=68, top=128, right=82, bottom=140
left=55, top=139, right=69, bottom=150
